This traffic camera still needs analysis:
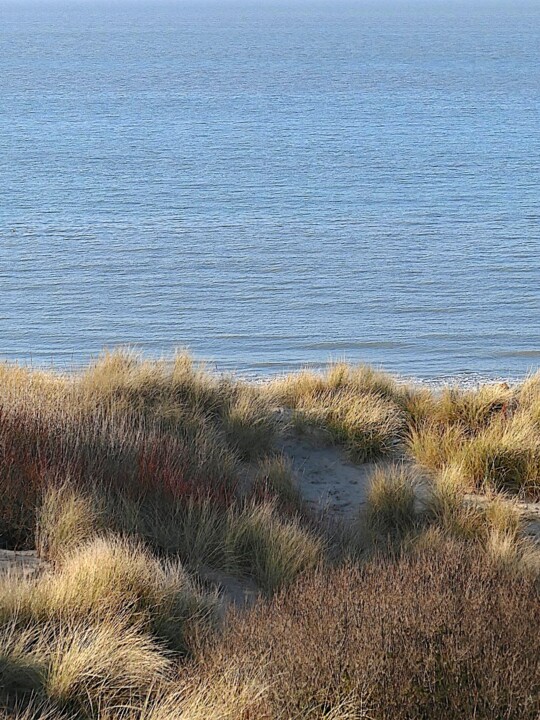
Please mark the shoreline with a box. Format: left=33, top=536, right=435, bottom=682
left=0, top=352, right=532, bottom=392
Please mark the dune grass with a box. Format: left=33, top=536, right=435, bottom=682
left=251, top=454, right=303, bottom=512
left=0, top=536, right=216, bottom=654
left=269, top=364, right=406, bottom=461
left=1, top=355, right=539, bottom=719
left=365, top=464, right=418, bottom=538
left=406, top=378, right=540, bottom=498
left=35, top=482, right=104, bottom=563
left=0, top=351, right=278, bottom=549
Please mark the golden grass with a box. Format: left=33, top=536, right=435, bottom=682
left=44, top=618, right=171, bottom=707
left=425, top=467, right=523, bottom=542
left=221, top=386, right=277, bottom=461
left=1, top=357, right=540, bottom=719
left=269, top=364, right=405, bottom=461
left=457, top=421, right=540, bottom=495
left=366, top=464, right=418, bottom=537
left=36, top=482, right=103, bottom=563
left=411, top=421, right=540, bottom=496
left=0, top=350, right=278, bottom=550
left=0, top=536, right=216, bottom=655
left=407, top=376, right=540, bottom=498
left=408, top=423, right=468, bottom=473
left=431, top=384, right=514, bottom=430
left=225, top=501, right=324, bottom=593
left=270, top=363, right=400, bottom=403
left=0, top=617, right=171, bottom=713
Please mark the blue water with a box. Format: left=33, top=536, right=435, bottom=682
left=1, top=0, right=539, bottom=380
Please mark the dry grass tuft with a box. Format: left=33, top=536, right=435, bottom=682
left=226, top=502, right=324, bottom=593
left=0, top=536, right=216, bottom=655
left=408, top=423, right=468, bottom=474
left=425, top=467, right=525, bottom=546
left=43, top=618, right=171, bottom=708
left=407, top=382, right=540, bottom=498
left=0, top=618, right=171, bottom=714
left=251, top=454, right=302, bottom=511
left=366, top=464, right=418, bottom=537
left=36, top=481, right=103, bottom=562
left=270, top=364, right=405, bottom=461
left=455, top=419, right=540, bottom=496
left=0, top=351, right=280, bottom=550
left=221, top=386, right=276, bottom=461
left=433, top=384, right=515, bottom=431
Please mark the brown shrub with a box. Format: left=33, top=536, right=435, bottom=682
left=199, top=540, right=540, bottom=720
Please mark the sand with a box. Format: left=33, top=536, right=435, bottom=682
left=0, top=549, right=45, bottom=577
left=278, top=432, right=379, bottom=518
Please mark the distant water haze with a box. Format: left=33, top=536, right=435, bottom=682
left=1, top=0, right=539, bottom=380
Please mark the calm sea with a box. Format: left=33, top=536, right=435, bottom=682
left=1, top=0, right=539, bottom=381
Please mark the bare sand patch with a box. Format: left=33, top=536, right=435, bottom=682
left=0, top=548, right=46, bottom=577
left=277, top=432, right=383, bottom=518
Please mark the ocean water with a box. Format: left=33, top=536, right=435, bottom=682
left=1, top=0, right=539, bottom=381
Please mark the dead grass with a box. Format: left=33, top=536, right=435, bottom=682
left=1, top=357, right=540, bottom=720
left=225, top=501, right=324, bottom=593
left=0, top=617, right=172, bottom=714
left=44, top=618, right=171, bottom=708
left=221, top=386, right=276, bottom=461
left=432, top=384, right=515, bottom=431
left=407, top=376, right=540, bottom=498
left=0, top=351, right=277, bottom=550
left=425, top=467, right=524, bottom=543
left=411, top=420, right=540, bottom=497
left=0, top=536, right=216, bottom=655
left=36, top=482, right=103, bottom=563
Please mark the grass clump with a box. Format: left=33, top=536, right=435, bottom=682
left=43, top=618, right=171, bottom=709
left=366, top=464, right=418, bottom=538
left=222, top=386, right=276, bottom=461
left=407, top=379, right=540, bottom=498
left=270, top=364, right=405, bottom=461
left=251, top=454, right=302, bottom=512
left=226, top=502, right=323, bottom=593
left=0, top=618, right=172, bottom=715
left=0, top=536, right=216, bottom=655
left=425, top=467, right=523, bottom=543
left=408, top=423, right=468, bottom=474
left=35, top=481, right=103, bottom=563
left=0, top=536, right=219, bottom=718
left=432, top=384, right=515, bottom=431
left=455, top=420, right=540, bottom=496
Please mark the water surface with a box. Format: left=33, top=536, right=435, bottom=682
left=1, top=0, right=539, bottom=380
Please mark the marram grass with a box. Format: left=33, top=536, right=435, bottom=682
left=0, top=353, right=539, bottom=719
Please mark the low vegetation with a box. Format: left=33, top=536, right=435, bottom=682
left=0, top=353, right=539, bottom=719
left=407, top=383, right=540, bottom=497
left=269, top=364, right=405, bottom=460
left=199, top=541, right=539, bottom=720
left=366, top=463, right=418, bottom=538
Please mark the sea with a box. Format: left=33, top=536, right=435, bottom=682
left=1, top=0, right=539, bottom=383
